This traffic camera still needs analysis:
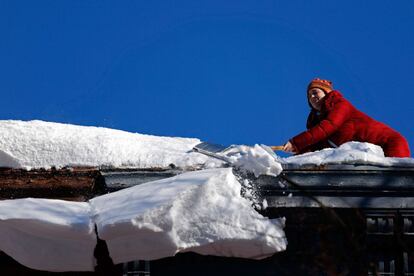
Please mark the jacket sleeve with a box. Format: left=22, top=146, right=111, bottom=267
left=290, top=98, right=353, bottom=153
left=296, top=140, right=334, bottom=154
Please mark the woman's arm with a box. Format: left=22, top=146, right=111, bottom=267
left=290, top=97, right=353, bottom=153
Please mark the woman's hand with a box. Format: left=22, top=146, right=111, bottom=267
left=283, top=141, right=297, bottom=153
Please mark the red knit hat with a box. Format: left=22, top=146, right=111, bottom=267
left=307, top=78, right=333, bottom=93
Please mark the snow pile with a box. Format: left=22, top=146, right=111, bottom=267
left=0, top=120, right=287, bottom=271
left=90, top=168, right=286, bottom=264
left=0, top=120, right=411, bottom=172
left=283, top=142, right=414, bottom=167
left=0, top=198, right=95, bottom=272
left=0, top=168, right=286, bottom=271
left=215, top=142, right=414, bottom=180
left=0, top=120, right=218, bottom=170
left=224, top=144, right=283, bottom=177
left=213, top=144, right=284, bottom=209
left=219, top=142, right=414, bottom=174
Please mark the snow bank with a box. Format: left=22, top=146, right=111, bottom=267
left=282, top=142, right=414, bottom=167
left=0, top=198, right=95, bottom=272
left=0, top=120, right=218, bottom=169
left=90, top=168, right=286, bottom=264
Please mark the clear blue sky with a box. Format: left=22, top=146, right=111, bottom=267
left=1, top=1, right=413, bottom=150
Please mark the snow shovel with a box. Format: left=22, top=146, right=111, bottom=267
left=192, top=142, right=288, bottom=171
left=192, top=142, right=286, bottom=162
left=192, top=142, right=233, bottom=163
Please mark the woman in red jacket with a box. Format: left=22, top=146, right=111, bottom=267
left=283, top=78, right=410, bottom=157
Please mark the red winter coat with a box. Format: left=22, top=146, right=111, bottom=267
left=290, top=90, right=410, bottom=157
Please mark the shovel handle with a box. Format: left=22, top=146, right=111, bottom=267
left=270, top=145, right=285, bottom=151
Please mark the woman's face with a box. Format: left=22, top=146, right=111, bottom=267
left=308, top=88, right=326, bottom=111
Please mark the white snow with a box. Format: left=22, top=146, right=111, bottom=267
left=0, top=120, right=219, bottom=170
left=0, top=120, right=413, bottom=272
left=0, top=168, right=287, bottom=271
left=0, top=198, right=95, bottom=272
left=224, top=144, right=283, bottom=177
left=218, top=142, right=414, bottom=172
left=90, top=168, right=286, bottom=263
left=282, top=141, right=414, bottom=167
left=0, top=120, right=412, bottom=172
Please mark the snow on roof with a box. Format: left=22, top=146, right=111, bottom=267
left=211, top=142, right=414, bottom=179
left=0, top=120, right=220, bottom=170
left=0, top=120, right=413, bottom=272
left=90, top=168, right=286, bottom=263
left=0, top=120, right=411, bottom=172
left=0, top=198, right=95, bottom=272
left=0, top=168, right=286, bottom=271
left=225, top=144, right=283, bottom=177
left=281, top=142, right=414, bottom=167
